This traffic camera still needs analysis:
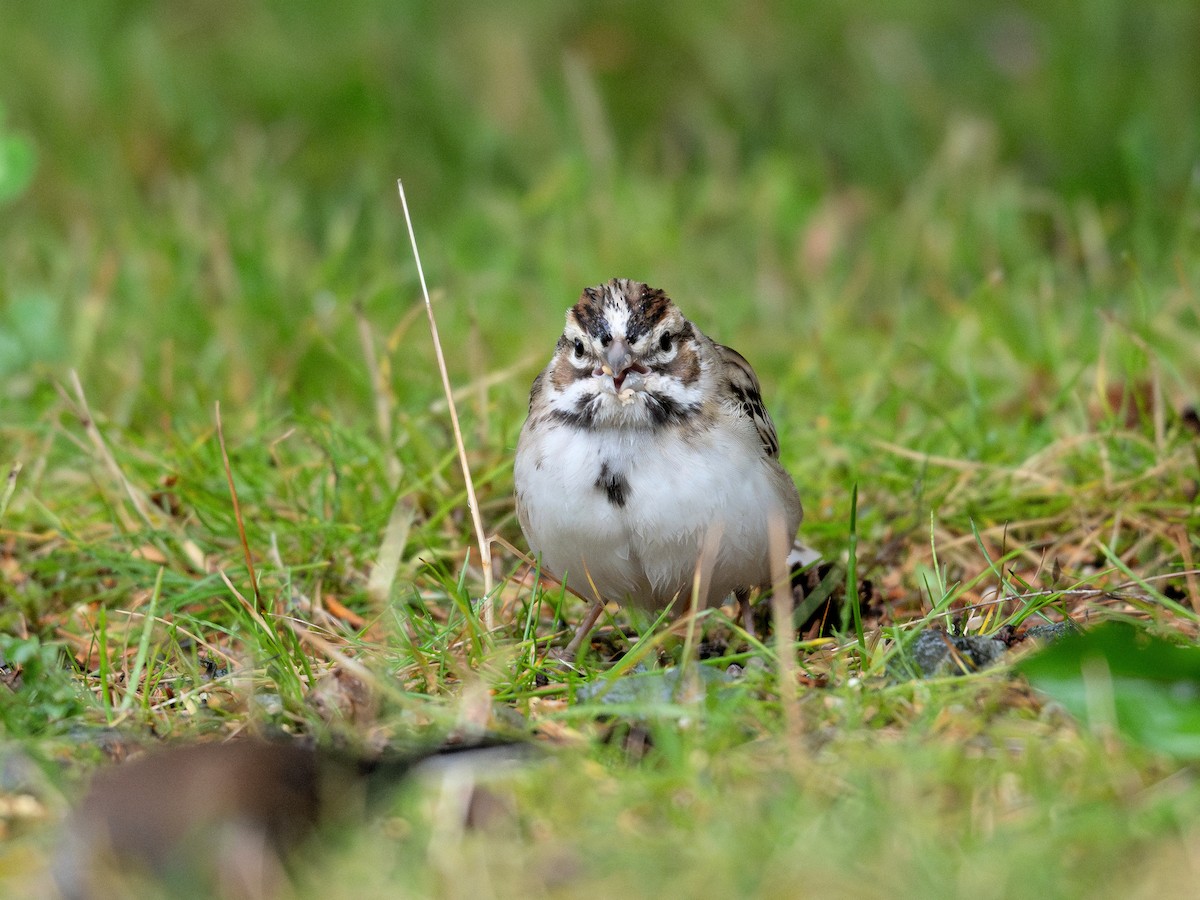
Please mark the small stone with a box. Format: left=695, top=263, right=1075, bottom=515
left=908, top=629, right=1007, bottom=678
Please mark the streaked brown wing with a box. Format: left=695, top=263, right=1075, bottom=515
left=715, top=343, right=781, bottom=459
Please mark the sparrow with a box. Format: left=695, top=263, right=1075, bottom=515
left=514, top=278, right=803, bottom=630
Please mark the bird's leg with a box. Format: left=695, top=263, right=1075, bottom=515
left=736, top=589, right=756, bottom=639
left=564, top=598, right=607, bottom=663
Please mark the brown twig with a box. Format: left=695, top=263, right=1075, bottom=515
left=1171, top=526, right=1200, bottom=613
left=215, top=402, right=261, bottom=611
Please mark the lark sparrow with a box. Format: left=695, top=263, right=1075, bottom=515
left=514, top=279, right=803, bottom=622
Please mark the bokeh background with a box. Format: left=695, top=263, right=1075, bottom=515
left=4, top=0, right=1198, bottom=409
left=2, top=1, right=1199, bottom=551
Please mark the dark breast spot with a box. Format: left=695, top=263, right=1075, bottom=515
left=595, top=460, right=630, bottom=508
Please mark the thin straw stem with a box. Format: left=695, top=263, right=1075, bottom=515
left=397, top=180, right=495, bottom=629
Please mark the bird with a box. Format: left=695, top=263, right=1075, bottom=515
left=514, top=278, right=803, bottom=640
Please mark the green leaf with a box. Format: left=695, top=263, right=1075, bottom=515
left=0, top=290, right=64, bottom=378
left=1017, top=622, right=1200, bottom=758
left=0, top=128, right=35, bottom=204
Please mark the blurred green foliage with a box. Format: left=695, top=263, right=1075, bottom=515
left=0, top=0, right=1197, bottom=481
left=0, top=103, right=36, bottom=204
left=3, top=1, right=1198, bottom=222
left=1019, top=622, right=1200, bottom=759
left=0, top=634, right=87, bottom=734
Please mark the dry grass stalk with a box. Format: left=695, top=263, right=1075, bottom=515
left=397, top=180, right=495, bottom=629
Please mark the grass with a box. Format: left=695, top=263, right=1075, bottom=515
left=2, top=1, right=1200, bottom=897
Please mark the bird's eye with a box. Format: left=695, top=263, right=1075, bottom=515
left=573, top=338, right=585, bottom=358
left=659, top=332, right=673, bottom=352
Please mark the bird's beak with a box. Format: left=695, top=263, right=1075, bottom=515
left=598, top=339, right=648, bottom=393
left=601, top=338, right=633, bottom=379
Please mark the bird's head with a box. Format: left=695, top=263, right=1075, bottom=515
left=543, top=278, right=710, bottom=429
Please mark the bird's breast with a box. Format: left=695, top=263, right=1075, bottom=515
left=515, top=421, right=797, bottom=608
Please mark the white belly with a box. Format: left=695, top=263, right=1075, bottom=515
left=515, top=422, right=799, bottom=610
